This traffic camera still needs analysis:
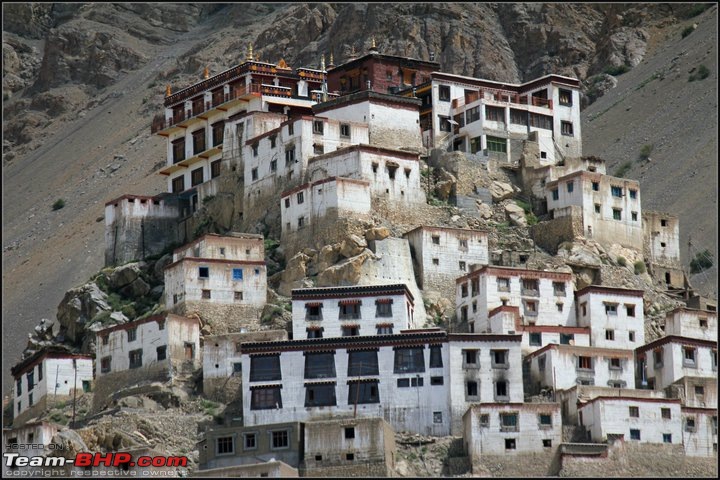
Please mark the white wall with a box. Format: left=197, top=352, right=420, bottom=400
left=682, top=409, right=718, bottom=457
left=663, top=309, right=717, bottom=341
left=576, top=288, right=645, bottom=348
left=644, top=341, right=718, bottom=391
left=173, top=234, right=264, bottom=263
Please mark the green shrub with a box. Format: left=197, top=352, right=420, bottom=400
left=617, top=256, right=627, bottom=267
left=604, top=65, right=630, bottom=76
left=639, top=144, right=654, bottom=161
left=52, top=199, right=65, bottom=210
left=264, top=238, right=280, bottom=251
left=202, top=195, right=215, bottom=203
left=515, top=199, right=532, bottom=213
left=634, top=261, right=646, bottom=274
left=690, top=249, right=713, bottom=273
left=689, top=64, right=710, bottom=82
left=526, top=212, right=539, bottom=226
left=614, top=161, right=633, bottom=177
left=681, top=25, right=695, bottom=38
left=121, top=304, right=137, bottom=320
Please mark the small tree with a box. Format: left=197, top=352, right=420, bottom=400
left=690, top=249, right=713, bottom=273
left=634, top=261, right=646, bottom=275
left=52, top=199, right=65, bottom=210
left=617, top=256, right=627, bottom=267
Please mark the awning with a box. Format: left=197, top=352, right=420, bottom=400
left=376, top=298, right=394, bottom=305
left=306, top=302, right=324, bottom=308
left=376, top=323, right=394, bottom=328
left=304, top=380, right=336, bottom=386
left=306, top=325, right=324, bottom=331
left=347, top=378, right=379, bottom=384
left=342, top=324, right=360, bottom=329
left=249, top=384, right=282, bottom=390
left=339, top=299, right=362, bottom=306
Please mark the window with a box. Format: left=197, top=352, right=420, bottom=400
left=394, top=347, right=425, bottom=373
left=480, top=414, right=490, bottom=427
left=552, top=282, right=566, bottom=296
left=524, top=300, right=538, bottom=316
left=624, top=304, right=636, bottom=317
left=306, top=327, right=323, bottom=339
left=244, top=433, right=256, bottom=450
left=491, top=349, right=509, bottom=368
left=439, top=85, right=451, bottom=101
left=713, top=350, right=718, bottom=370
left=559, top=333, right=573, bottom=345
left=342, top=325, right=360, bottom=337
left=411, top=376, right=424, bottom=387
left=191, top=167, right=204, bottom=187
left=101, top=357, right=111, bottom=374
left=347, top=380, right=380, bottom=404
left=376, top=325, right=393, bottom=335
left=699, top=317, right=708, bottom=328
left=505, top=438, right=517, bottom=450
left=577, top=356, right=592, bottom=370
left=653, top=349, right=664, bottom=367
left=683, top=347, right=697, bottom=367
left=288, top=122, right=294, bottom=135
left=459, top=261, right=467, bottom=271
left=298, top=216, right=305, bottom=228
left=613, top=208, right=622, bottom=220
left=38, top=363, right=43, bottom=381
left=561, top=121, right=573, bottom=136
left=466, top=106, right=480, bottom=124
left=685, top=417, right=696, bottom=432
left=284, top=198, right=290, bottom=208
left=192, top=128, right=206, bottom=154
left=539, top=414, right=552, bottom=427
left=567, top=181, right=574, bottom=193
left=501, top=413, right=519, bottom=432
left=376, top=299, right=393, bottom=317
left=211, top=159, right=221, bottom=178
left=663, top=433, right=672, bottom=443
left=313, top=120, right=324, bottom=134
left=272, top=430, right=289, bottom=449
left=522, top=278, right=538, bottom=295
left=629, top=406, right=639, bottom=418
left=339, top=301, right=361, bottom=319
left=559, top=89, right=572, bottom=106
left=397, top=378, right=410, bottom=388
left=530, top=112, right=553, bottom=129
left=250, top=355, right=281, bottom=381
left=551, top=188, right=559, bottom=201
left=251, top=167, right=258, bottom=181
left=296, top=191, right=304, bottom=204
left=629, top=189, right=637, bottom=199
left=344, top=427, right=355, bottom=439
left=461, top=284, right=469, bottom=298
left=530, top=332, right=542, bottom=346
left=305, top=303, right=323, bottom=320
left=156, top=345, right=167, bottom=361
left=26, top=371, right=34, bottom=391
left=340, top=124, right=351, bottom=138
left=485, top=105, right=504, bottom=122
left=432, top=258, right=439, bottom=265
left=609, top=358, right=622, bottom=370
left=630, top=429, right=641, bottom=440
left=216, top=436, right=234, bottom=455
left=270, top=159, right=277, bottom=171
left=605, top=303, right=618, bottom=315
left=129, top=349, right=143, bottom=369
left=497, top=277, right=510, bottom=292
left=304, top=352, right=336, bottom=379
left=611, top=186, right=623, bottom=197
left=251, top=386, right=282, bottom=410
left=661, top=408, right=671, bottom=419
left=172, top=138, right=185, bottom=163
left=495, top=380, right=508, bottom=399
left=232, top=362, right=242, bottom=376
left=285, top=146, right=296, bottom=165
left=431, top=376, right=444, bottom=385
left=372, top=162, right=378, bottom=174
left=313, top=143, right=324, bottom=155
left=466, top=381, right=478, bottom=397
left=127, top=328, right=137, bottom=342
left=199, top=266, right=209, bottom=278
left=305, top=383, right=336, bottom=407
left=592, top=181, right=599, bottom=191
left=347, top=350, right=379, bottom=376
left=464, top=349, right=478, bottom=366
left=694, top=385, right=704, bottom=396
left=430, top=346, right=443, bottom=368
left=232, top=268, right=243, bottom=281
left=202, top=289, right=211, bottom=299
left=629, top=330, right=636, bottom=342
left=510, top=108, right=528, bottom=126
left=606, top=329, right=615, bottom=341
left=251, top=143, right=258, bottom=157
left=486, top=136, right=507, bottom=153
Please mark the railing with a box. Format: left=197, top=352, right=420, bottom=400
left=453, top=88, right=554, bottom=111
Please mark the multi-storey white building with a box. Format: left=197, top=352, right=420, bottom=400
left=636, top=336, right=717, bottom=391
left=403, top=226, right=489, bottom=298
left=463, top=403, right=561, bottom=458
left=10, top=349, right=93, bottom=426
left=578, top=396, right=682, bottom=445
left=164, top=233, right=267, bottom=331
left=290, top=284, right=417, bottom=339
left=575, top=286, right=645, bottom=349
left=525, top=344, right=636, bottom=392
left=239, top=331, right=523, bottom=436
left=455, top=266, right=576, bottom=334
left=545, top=171, right=643, bottom=250
left=662, top=307, right=717, bottom=341
left=681, top=407, right=718, bottom=457
left=402, top=73, right=582, bottom=162
left=3, top=421, right=62, bottom=462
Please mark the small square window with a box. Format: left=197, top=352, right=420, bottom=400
left=467, top=381, right=478, bottom=397
left=346, top=453, right=354, bottom=461
left=595, top=203, right=601, bottom=214
left=613, top=208, right=622, bottom=220
left=629, top=189, right=637, bottom=199
left=699, top=318, right=708, bottom=328
left=127, top=328, right=137, bottom=342
left=234, top=291, right=244, bottom=301
left=592, top=182, right=599, bottom=191
left=543, top=439, right=552, bottom=448
left=433, top=411, right=443, bottom=424
left=695, top=385, right=705, bottom=396
left=630, top=429, right=641, bottom=440
left=629, top=331, right=636, bottom=342
left=529, top=332, right=542, bottom=346
left=663, top=433, right=672, bottom=443
left=284, top=198, right=290, bottom=208
left=199, top=266, right=209, bottom=278
left=686, top=417, right=696, bottom=432
left=232, top=268, right=243, bottom=281
left=539, top=414, right=552, bottom=426
left=432, top=258, right=439, bottom=265
left=459, top=261, right=466, bottom=271
left=610, top=358, right=622, bottom=369
left=430, top=376, right=444, bottom=385
left=345, top=427, right=355, bottom=439
left=567, top=181, right=574, bottom=193
left=606, top=329, right=615, bottom=341
left=505, top=438, right=517, bottom=450
left=661, top=408, right=671, bottom=419
left=202, top=289, right=211, bottom=299
left=315, top=455, right=322, bottom=461
left=397, top=378, right=410, bottom=388
left=626, top=305, right=635, bottom=317
left=480, top=414, right=490, bottom=427
left=244, top=433, right=257, bottom=450
left=629, top=406, right=639, bottom=417
left=632, top=211, right=638, bottom=221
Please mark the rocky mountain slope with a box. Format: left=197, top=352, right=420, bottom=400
left=2, top=2, right=717, bottom=395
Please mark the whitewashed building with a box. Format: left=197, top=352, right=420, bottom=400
left=681, top=407, right=718, bottom=457
left=455, top=266, right=576, bottom=334
left=239, top=331, right=523, bottom=436
left=642, top=211, right=684, bottom=289
left=525, top=344, right=636, bottom=393
left=557, top=384, right=668, bottom=426
left=2, top=421, right=62, bottom=460
left=404, top=72, right=582, bottom=161
left=662, top=307, right=717, bottom=341
left=636, top=336, right=717, bottom=391
left=463, top=403, right=561, bottom=459
left=575, top=286, right=645, bottom=349
left=578, top=396, right=682, bottom=445
left=164, top=233, right=267, bottom=331
left=546, top=171, right=643, bottom=250
left=403, top=226, right=489, bottom=298
left=10, top=349, right=93, bottom=426
left=290, top=284, right=417, bottom=339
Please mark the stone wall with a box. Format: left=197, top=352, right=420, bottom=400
left=531, top=206, right=584, bottom=254
left=302, top=461, right=392, bottom=478
left=281, top=210, right=371, bottom=262
left=559, top=442, right=718, bottom=477
left=472, top=451, right=558, bottom=477
left=106, top=213, right=181, bottom=267
left=203, top=376, right=242, bottom=403
left=172, top=301, right=264, bottom=335
left=91, top=362, right=172, bottom=413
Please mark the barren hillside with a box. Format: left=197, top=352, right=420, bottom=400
left=2, top=3, right=717, bottom=395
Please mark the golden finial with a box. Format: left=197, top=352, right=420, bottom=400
left=372, top=37, right=376, bottom=49
left=329, top=52, right=334, bottom=65
left=255, top=53, right=260, bottom=62
left=165, top=84, right=172, bottom=97
left=277, top=58, right=288, bottom=69
left=321, top=54, right=326, bottom=71
left=247, top=44, right=254, bottom=61
left=203, top=66, right=209, bottom=79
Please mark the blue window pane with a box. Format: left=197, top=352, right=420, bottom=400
left=233, top=268, right=243, bottom=280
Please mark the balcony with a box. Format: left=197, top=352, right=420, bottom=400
left=521, top=289, right=539, bottom=297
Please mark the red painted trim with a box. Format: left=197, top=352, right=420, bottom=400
left=95, top=313, right=199, bottom=336
left=172, top=233, right=263, bottom=255
left=575, top=285, right=644, bottom=298
left=456, top=265, right=573, bottom=284
left=11, top=351, right=93, bottom=378
left=307, top=144, right=419, bottom=164
left=635, top=335, right=717, bottom=355
left=681, top=407, right=718, bottom=414
left=165, top=257, right=266, bottom=271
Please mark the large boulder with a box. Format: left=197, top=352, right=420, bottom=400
left=152, top=254, right=173, bottom=282
left=476, top=200, right=494, bottom=219
left=109, top=262, right=145, bottom=289
left=339, top=234, right=368, bottom=259
left=119, top=277, right=151, bottom=298
left=316, top=250, right=373, bottom=287
left=505, top=202, right=527, bottom=226
left=490, top=181, right=515, bottom=202
left=316, top=244, right=341, bottom=272
left=364, top=227, right=391, bottom=242
left=57, top=283, right=111, bottom=343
